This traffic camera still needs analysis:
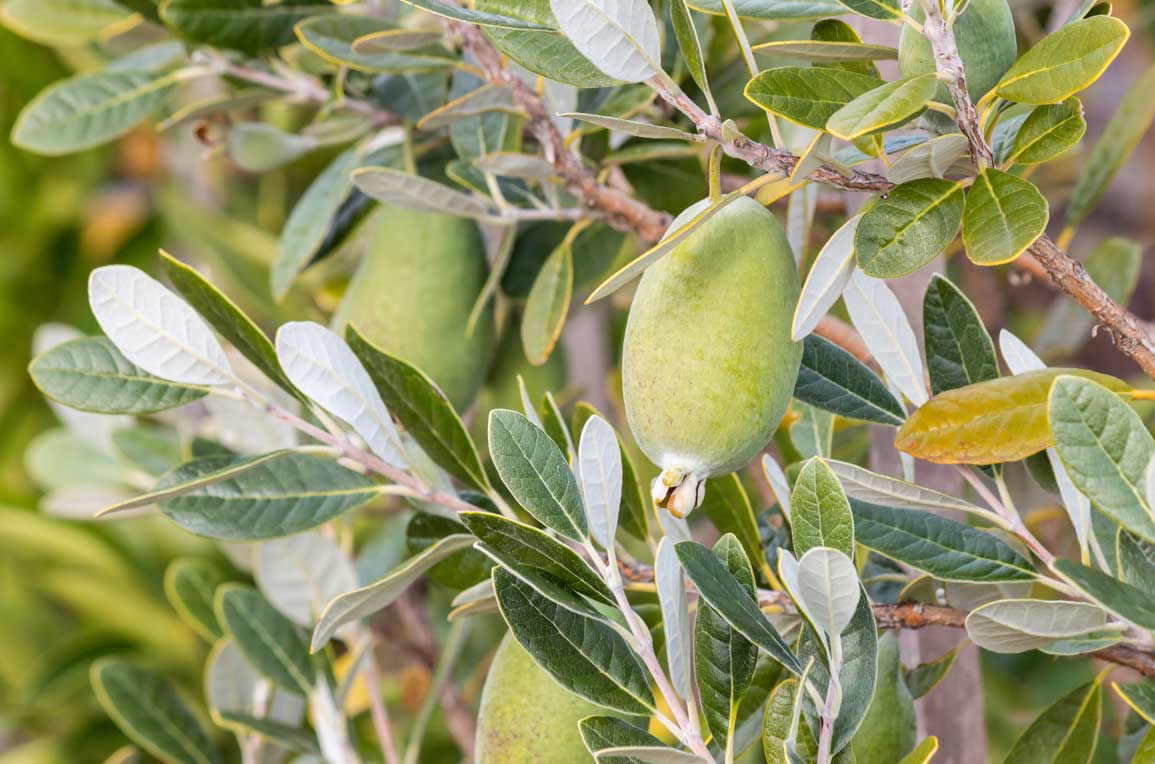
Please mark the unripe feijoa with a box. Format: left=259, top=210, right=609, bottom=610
left=476, top=635, right=604, bottom=764
left=333, top=207, right=496, bottom=412
left=622, top=196, right=801, bottom=516
left=899, top=0, right=1016, bottom=103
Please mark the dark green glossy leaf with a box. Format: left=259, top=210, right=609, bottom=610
left=1008, top=98, right=1086, bottom=165
left=217, top=584, right=315, bottom=694
left=1055, top=558, right=1155, bottom=630
left=744, top=67, right=882, bottom=129
left=580, top=717, right=664, bottom=764
left=794, top=334, right=905, bottom=426
left=164, top=558, right=227, bottom=642
left=856, top=178, right=965, bottom=278
left=999, top=679, right=1101, bottom=763
left=791, top=458, right=854, bottom=558
left=922, top=274, right=998, bottom=395
left=161, top=0, right=331, bottom=54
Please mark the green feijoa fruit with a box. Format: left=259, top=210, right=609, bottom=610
left=334, top=207, right=497, bottom=411
left=899, top=0, right=1017, bottom=107
left=622, top=196, right=802, bottom=517
left=476, top=634, right=612, bottom=764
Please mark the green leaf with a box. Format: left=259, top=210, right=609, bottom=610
left=695, top=535, right=758, bottom=754
left=1065, top=63, right=1155, bottom=230
left=311, top=534, right=474, bottom=650
left=1113, top=681, right=1155, bottom=726
left=1007, top=98, right=1086, bottom=165
left=669, top=0, right=709, bottom=101
left=562, top=113, right=699, bottom=141
left=790, top=458, right=854, bottom=558
left=689, top=0, right=844, bottom=20
left=744, top=67, right=882, bottom=130
left=1000, top=678, right=1102, bottom=763
left=29, top=336, right=210, bottom=414
left=827, top=74, right=938, bottom=140
left=790, top=402, right=833, bottom=459
left=793, top=334, right=905, bottom=426
left=826, top=459, right=988, bottom=516
left=399, top=0, right=550, bottom=28
left=962, top=168, right=1049, bottom=266
left=1054, top=558, right=1155, bottom=630
left=698, top=474, right=765, bottom=577
left=459, top=511, right=612, bottom=604
left=216, top=584, right=314, bottom=694
left=158, top=252, right=299, bottom=398
left=903, top=644, right=960, bottom=699
left=488, top=409, right=588, bottom=540
left=1, top=0, right=132, bottom=46
left=922, top=274, right=998, bottom=395
left=493, top=567, right=654, bottom=714
left=12, top=69, right=181, bottom=156
left=161, top=0, right=332, bottom=54
left=156, top=453, right=380, bottom=541
left=295, top=15, right=454, bottom=73
left=580, top=717, right=664, bottom=764
left=214, top=712, right=319, bottom=755
left=753, top=39, right=897, bottom=65
left=521, top=241, right=573, bottom=365
left=965, top=599, right=1116, bottom=653
left=855, top=178, right=965, bottom=278
left=887, top=134, right=971, bottom=184
left=352, top=166, right=501, bottom=220
left=1117, top=531, right=1155, bottom=592
left=549, top=0, right=662, bottom=83
left=91, top=658, right=220, bottom=764
left=481, top=0, right=619, bottom=88
left=257, top=530, right=359, bottom=626
left=834, top=0, right=900, bottom=20
left=809, top=18, right=884, bottom=77
left=895, top=368, right=1129, bottom=465
left=675, top=540, right=803, bottom=676
left=1049, top=375, right=1155, bottom=542
left=347, top=326, right=489, bottom=492
left=851, top=499, right=1037, bottom=582
left=164, top=558, right=227, bottom=642
left=994, top=15, right=1129, bottom=104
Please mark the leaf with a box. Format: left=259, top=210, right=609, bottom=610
left=522, top=241, right=573, bottom=366
left=790, top=402, right=833, bottom=459
left=572, top=402, right=649, bottom=541
left=29, top=336, right=210, bottom=415
left=744, top=67, right=882, bottom=129
left=922, top=274, right=998, bottom=395
left=311, top=534, right=474, bottom=650
left=855, top=178, right=965, bottom=278
left=276, top=321, right=405, bottom=468
left=896, top=368, right=1129, bottom=465
left=295, top=15, right=454, bottom=73
left=851, top=499, right=1036, bottom=582
left=352, top=28, right=444, bottom=53
left=596, top=749, right=710, bottom=763
left=785, top=547, right=860, bottom=639
left=458, top=511, right=613, bottom=604
left=1114, top=682, right=1155, bottom=726
left=655, top=538, right=692, bottom=700
left=762, top=454, right=793, bottom=519
left=675, top=540, right=803, bottom=675
left=834, top=0, right=900, bottom=20
left=481, top=0, right=619, bottom=88
left=493, top=567, right=654, bottom=714
left=827, top=74, right=938, bottom=140
left=398, top=0, right=550, bottom=29
left=217, top=585, right=315, bottom=694
left=89, top=265, right=233, bottom=386
left=903, top=645, right=960, bottom=699
left=826, top=459, right=988, bottom=516
left=91, top=658, right=221, bottom=764
left=0, top=0, right=132, bottom=46
left=418, top=85, right=520, bottom=130
left=1049, top=375, right=1155, bottom=542
left=790, top=458, right=854, bottom=558
left=215, top=713, right=319, bottom=754
left=888, top=134, right=972, bottom=184
left=1065, top=63, right=1155, bottom=230
left=488, top=409, right=588, bottom=540
left=994, top=16, right=1129, bottom=104
left=793, top=334, right=905, bottom=426
left=1007, top=98, right=1086, bottom=165
left=965, top=599, right=1116, bottom=653
left=351, top=166, right=502, bottom=220
left=1118, top=531, right=1155, bottom=592
left=898, top=737, right=939, bottom=764
left=753, top=39, right=897, bottom=63
left=669, top=0, right=709, bottom=102
left=475, top=152, right=556, bottom=179
left=255, top=531, right=358, bottom=628
left=792, top=215, right=859, bottom=341
left=158, top=252, right=297, bottom=396
left=762, top=677, right=811, bottom=764
left=346, top=326, right=488, bottom=491
left=578, top=415, right=623, bottom=549
left=560, top=113, right=700, bottom=141
left=695, top=535, right=758, bottom=755
left=1000, top=679, right=1102, bottom=763
left=689, top=0, right=844, bottom=19
left=580, top=716, right=664, bottom=764
left=1054, top=559, right=1155, bottom=630
left=698, top=474, right=765, bottom=577
left=156, top=452, right=380, bottom=541
left=204, top=639, right=305, bottom=734
left=842, top=269, right=927, bottom=406
left=12, top=69, right=181, bottom=155
left=164, top=558, right=227, bottom=642
left=962, top=169, right=1049, bottom=266
left=549, top=0, right=662, bottom=82
left=161, top=0, right=330, bottom=54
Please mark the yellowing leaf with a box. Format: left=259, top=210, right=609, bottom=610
left=894, top=368, right=1128, bottom=464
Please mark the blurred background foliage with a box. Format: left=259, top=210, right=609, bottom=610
left=2, top=1, right=1155, bottom=762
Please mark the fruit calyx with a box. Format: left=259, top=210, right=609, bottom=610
left=651, top=466, right=707, bottom=518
